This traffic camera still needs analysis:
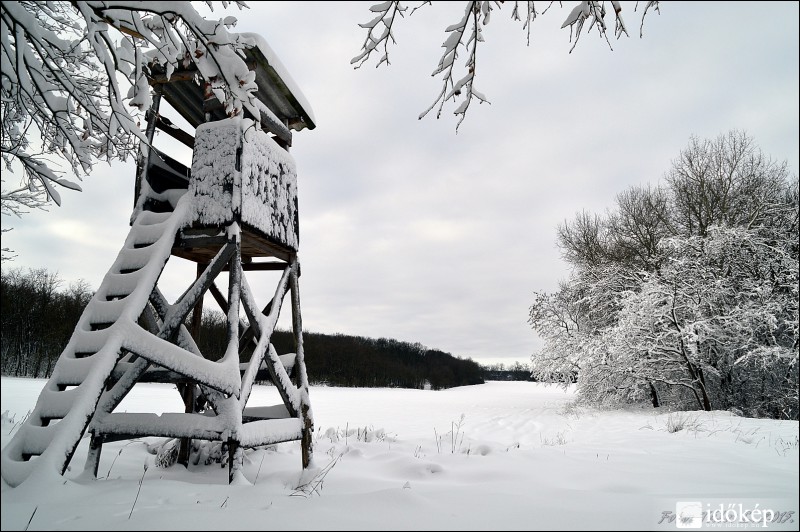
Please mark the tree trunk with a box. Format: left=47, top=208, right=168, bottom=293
left=696, top=380, right=712, bottom=411
left=649, top=381, right=660, bottom=408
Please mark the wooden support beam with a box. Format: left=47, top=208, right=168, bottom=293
left=237, top=297, right=273, bottom=356
left=148, top=69, right=200, bottom=84
left=228, top=440, right=242, bottom=484
left=148, top=289, right=171, bottom=322
left=154, top=116, right=195, bottom=148
left=177, top=383, right=195, bottom=467
left=148, top=61, right=255, bottom=85
left=226, top=245, right=243, bottom=359
left=134, top=87, right=162, bottom=208
left=161, top=241, right=236, bottom=341
left=239, top=271, right=296, bottom=416
left=209, top=282, right=229, bottom=314
left=223, top=261, right=288, bottom=272
left=190, top=263, right=206, bottom=341
left=84, top=434, right=103, bottom=479
left=256, top=104, right=292, bottom=148
left=174, top=234, right=228, bottom=251
left=245, top=261, right=289, bottom=271
left=290, top=261, right=314, bottom=469
left=93, top=240, right=233, bottom=429
left=179, top=262, right=206, bottom=467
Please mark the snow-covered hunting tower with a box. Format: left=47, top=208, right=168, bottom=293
left=1, top=33, right=316, bottom=487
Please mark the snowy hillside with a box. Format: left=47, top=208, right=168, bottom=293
left=1, top=378, right=797, bottom=530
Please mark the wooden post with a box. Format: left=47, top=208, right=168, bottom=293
left=134, top=85, right=162, bottom=209
left=190, top=262, right=206, bottom=344
left=225, top=235, right=243, bottom=484
left=84, top=433, right=103, bottom=479
left=176, top=383, right=194, bottom=467
left=177, top=263, right=206, bottom=467
left=289, top=258, right=313, bottom=468
left=227, top=439, right=242, bottom=484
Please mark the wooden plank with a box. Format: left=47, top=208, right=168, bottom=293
left=93, top=413, right=228, bottom=441
left=224, top=261, right=288, bottom=272
left=242, top=404, right=290, bottom=422
left=241, top=230, right=296, bottom=262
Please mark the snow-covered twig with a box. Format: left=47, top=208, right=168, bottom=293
left=291, top=452, right=344, bottom=497
left=128, top=459, right=149, bottom=520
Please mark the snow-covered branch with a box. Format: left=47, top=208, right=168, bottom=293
left=1, top=1, right=256, bottom=217
left=352, top=1, right=657, bottom=129
left=532, top=132, right=798, bottom=417
left=350, top=0, right=410, bottom=69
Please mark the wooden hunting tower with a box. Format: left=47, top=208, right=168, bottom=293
left=1, top=33, right=316, bottom=487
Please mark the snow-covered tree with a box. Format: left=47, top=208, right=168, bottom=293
left=353, top=1, right=661, bottom=129
left=531, top=132, right=799, bottom=418
left=615, top=227, right=798, bottom=416
left=529, top=263, right=643, bottom=386
left=1, top=1, right=258, bottom=220
left=666, top=130, right=794, bottom=238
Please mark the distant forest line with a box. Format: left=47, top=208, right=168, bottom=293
left=0, top=268, right=528, bottom=389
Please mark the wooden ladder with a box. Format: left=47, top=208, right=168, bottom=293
left=1, top=194, right=313, bottom=487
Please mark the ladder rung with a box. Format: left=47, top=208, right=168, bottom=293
left=0, top=200, right=191, bottom=488
left=39, top=417, right=62, bottom=427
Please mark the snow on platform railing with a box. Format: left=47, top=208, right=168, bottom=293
left=189, top=117, right=299, bottom=251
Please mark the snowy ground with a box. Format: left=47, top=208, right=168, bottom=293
left=1, top=378, right=797, bottom=530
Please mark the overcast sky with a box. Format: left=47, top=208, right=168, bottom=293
left=2, top=2, right=798, bottom=367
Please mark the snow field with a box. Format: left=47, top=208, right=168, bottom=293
left=2, top=378, right=797, bottom=530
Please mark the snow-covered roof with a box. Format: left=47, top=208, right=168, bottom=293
left=240, top=32, right=316, bottom=130
left=155, top=32, right=315, bottom=133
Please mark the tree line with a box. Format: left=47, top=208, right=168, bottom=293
left=0, top=268, right=483, bottom=389
left=196, top=308, right=483, bottom=389
left=529, top=131, right=799, bottom=419
left=480, top=362, right=535, bottom=381
left=0, top=268, right=92, bottom=378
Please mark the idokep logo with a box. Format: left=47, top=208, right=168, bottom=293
left=657, top=500, right=796, bottom=529
left=675, top=502, right=704, bottom=529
